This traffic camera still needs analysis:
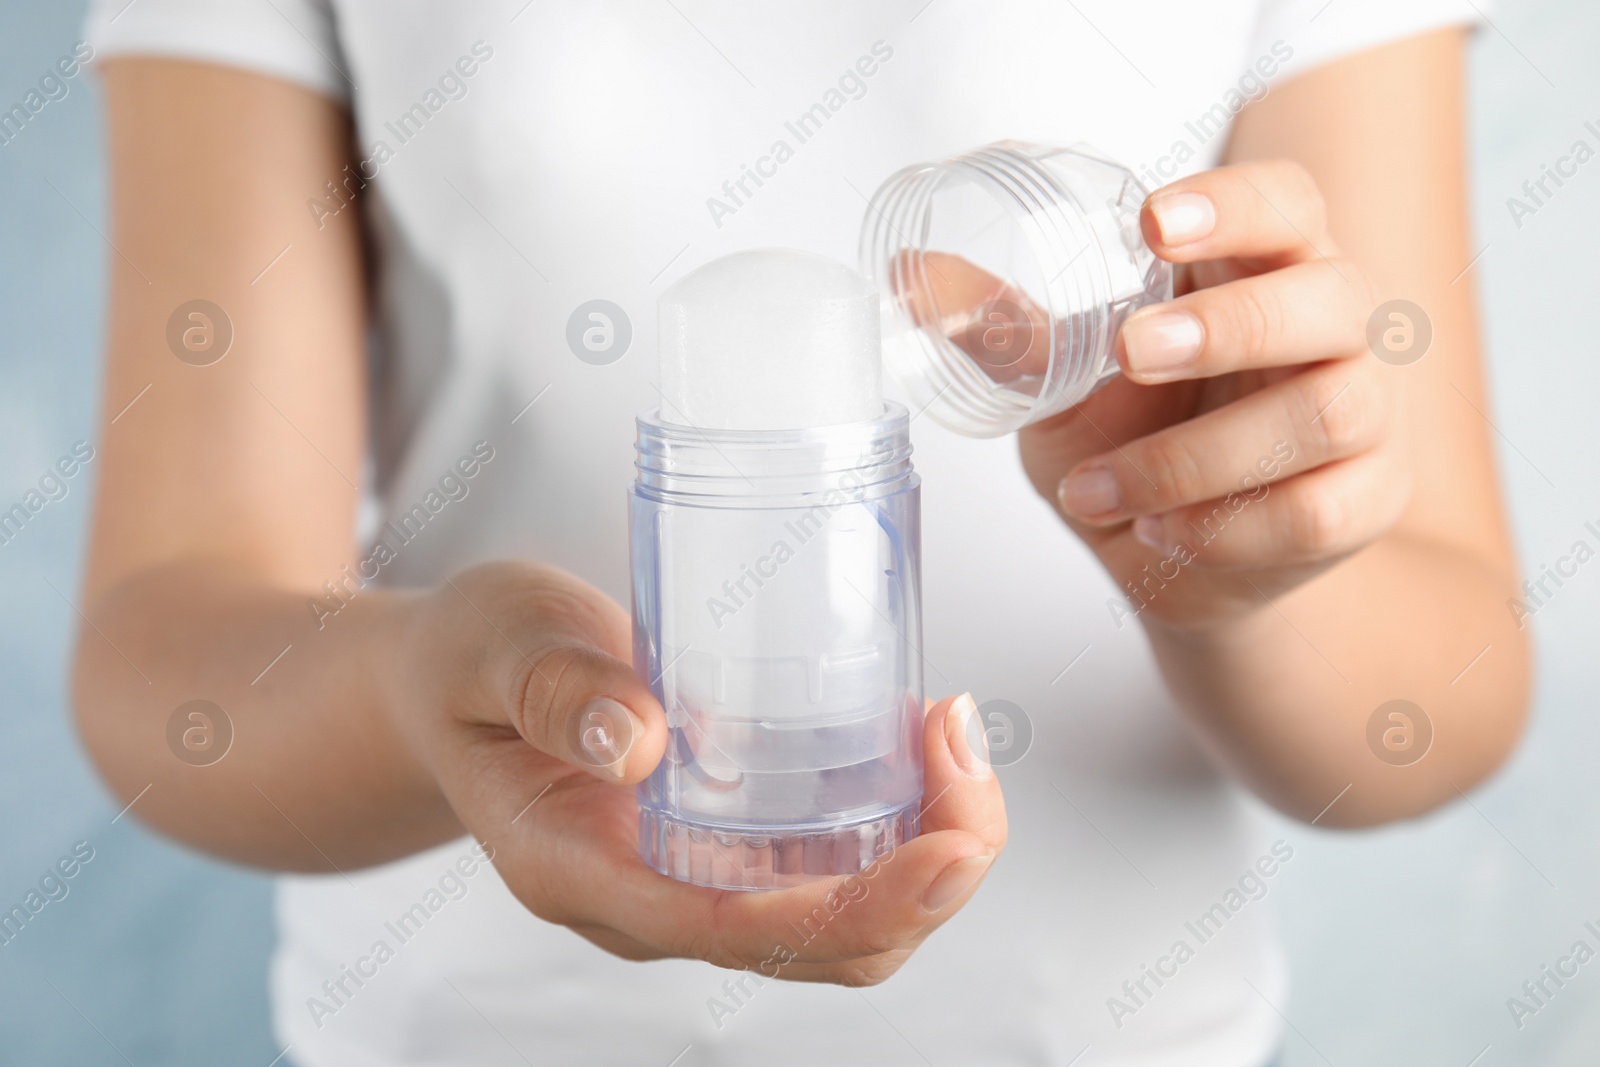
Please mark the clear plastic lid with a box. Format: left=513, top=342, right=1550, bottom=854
left=859, top=141, right=1173, bottom=438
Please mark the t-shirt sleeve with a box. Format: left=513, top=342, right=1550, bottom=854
left=1249, top=0, right=1489, bottom=76
left=82, top=0, right=350, bottom=102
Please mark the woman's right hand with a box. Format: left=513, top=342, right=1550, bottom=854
left=386, top=561, right=1008, bottom=986
left=82, top=60, right=1003, bottom=986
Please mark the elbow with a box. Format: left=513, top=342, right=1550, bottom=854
left=67, top=597, right=150, bottom=816
left=1286, top=631, right=1534, bottom=831
left=1303, top=719, right=1526, bottom=830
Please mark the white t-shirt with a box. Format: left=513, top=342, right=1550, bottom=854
left=87, top=3, right=1484, bottom=1064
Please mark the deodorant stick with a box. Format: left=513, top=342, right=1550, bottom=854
left=632, top=249, right=923, bottom=891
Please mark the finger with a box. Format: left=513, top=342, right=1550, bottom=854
left=1143, top=160, right=1335, bottom=265
left=670, top=695, right=1006, bottom=962
left=920, top=694, right=1008, bottom=853
left=463, top=565, right=667, bottom=783
left=567, top=918, right=917, bottom=987
left=566, top=825, right=994, bottom=971
left=575, top=917, right=913, bottom=987
left=892, top=250, right=1052, bottom=381
left=546, top=698, right=1003, bottom=970
left=508, top=644, right=666, bottom=783
left=510, top=700, right=1003, bottom=981
left=1129, top=449, right=1412, bottom=569
left=1117, top=259, right=1370, bottom=384
left=1057, top=359, right=1384, bottom=524
left=756, top=950, right=919, bottom=987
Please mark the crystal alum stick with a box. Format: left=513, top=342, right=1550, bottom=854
left=632, top=249, right=923, bottom=890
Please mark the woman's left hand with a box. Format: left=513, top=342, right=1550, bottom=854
left=1019, top=160, right=1409, bottom=629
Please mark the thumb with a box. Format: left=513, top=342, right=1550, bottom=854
left=508, top=642, right=666, bottom=783
left=465, top=563, right=667, bottom=783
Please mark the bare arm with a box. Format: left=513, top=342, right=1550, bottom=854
left=75, top=58, right=448, bottom=868
left=1025, top=29, right=1528, bottom=826
left=1168, top=26, right=1527, bottom=824
left=74, top=58, right=1005, bottom=985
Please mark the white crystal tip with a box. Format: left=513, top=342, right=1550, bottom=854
left=658, top=248, right=883, bottom=431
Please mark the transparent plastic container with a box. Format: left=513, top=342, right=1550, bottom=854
left=631, top=140, right=1165, bottom=890
left=860, top=140, right=1173, bottom=438
left=631, top=404, right=922, bottom=890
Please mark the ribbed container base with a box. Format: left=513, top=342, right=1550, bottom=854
left=639, top=803, right=920, bottom=891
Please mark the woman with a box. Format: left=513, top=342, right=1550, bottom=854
left=74, top=1, right=1527, bottom=1064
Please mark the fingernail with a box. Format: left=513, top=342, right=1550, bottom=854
left=1132, top=515, right=1167, bottom=551
left=574, top=697, right=641, bottom=780
left=921, top=850, right=995, bottom=913
left=944, top=693, right=992, bottom=779
left=1122, top=310, right=1204, bottom=379
left=1150, top=192, right=1215, bottom=246
left=1057, top=467, right=1121, bottom=519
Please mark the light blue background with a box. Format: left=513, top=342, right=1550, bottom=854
left=1, top=2, right=1596, bottom=1064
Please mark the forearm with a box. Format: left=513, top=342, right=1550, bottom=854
left=72, top=558, right=461, bottom=871
left=1143, top=532, right=1528, bottom=825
